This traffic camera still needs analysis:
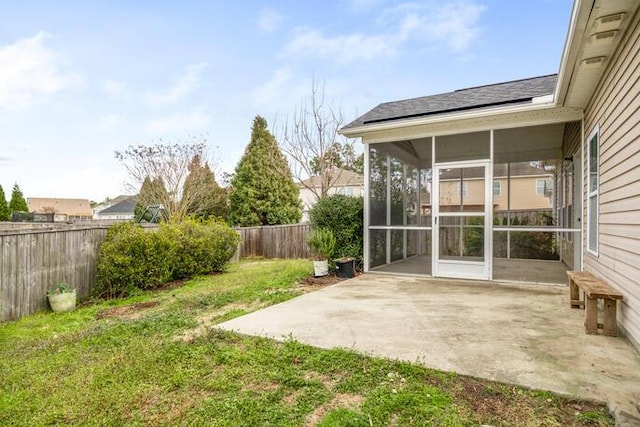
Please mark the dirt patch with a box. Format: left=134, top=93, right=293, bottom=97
left=293, top=274, right=347, bottom=293
left=96, top=301, right=160, bottom=320
left=304, top=393, right=365, bottom=426
left=176, top=301, right=266, bottom=342
left=451, top=376, right=612, bottom=426
left=303, top=371, right=342, bottom=390
left=153, top=278, right=188, bottom=292
left=140, top=388, right=213, bottom=425
left=243, top=381, right=280, bottom=393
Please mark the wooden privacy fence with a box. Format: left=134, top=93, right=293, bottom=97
left=0, top=222, right=310, bottom=322
left=234, top=223, right=311, bottom=260
left=0, top=226, right=108, bottom=321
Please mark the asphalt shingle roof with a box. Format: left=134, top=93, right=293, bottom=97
left=97, top=197, right=136, bottom=215
left=343, top=74, right=558, bottom=129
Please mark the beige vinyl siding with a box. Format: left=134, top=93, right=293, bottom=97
left=583, top=8, right=640, bottom=349
left=501, top=176, right=553, bottom=210
left=440, top=176, right=552, bottom=211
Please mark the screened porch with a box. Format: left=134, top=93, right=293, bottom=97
left=364, top=123, right=582, bottom=283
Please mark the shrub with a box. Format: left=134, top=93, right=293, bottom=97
left=96, top=220, right=240, bottom=298
left=96, top=222, right=173, bottom=297
left=307, top=228, right=336, bottom=260
left=161, top=219, right=240, bottom=279
left=309, top=195, right=363, bottom=263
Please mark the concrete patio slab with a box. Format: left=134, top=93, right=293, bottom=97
left=218, top=274, right=640, bottom=423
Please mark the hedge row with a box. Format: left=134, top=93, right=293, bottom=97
left=96, top=220, right=239, bottom=297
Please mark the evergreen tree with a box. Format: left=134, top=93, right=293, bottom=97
left=183, top=156, right=228, bottom=221
left=229, top=116, right=301, bottom=226
left=134, top=176, right=153, bottom=220
left=0, top=185, right=9, bottom=221
left=9, top=183, right=28, bottom=213
left=134, top=177, right=167, bottom=222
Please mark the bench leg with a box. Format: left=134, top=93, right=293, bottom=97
left=603, top=300, right=617, bottom=337
left=569, top=279, right=580, bottom=308
left=585, top=297, right=598, bottom=334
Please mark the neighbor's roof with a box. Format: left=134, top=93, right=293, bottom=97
left=27, top=197, right=93, bottom=216
left=96, top=196, right=137, bottom=215
left=343, top=74, right=558, bottom=130
left=299, top=168, right=363, bottom=188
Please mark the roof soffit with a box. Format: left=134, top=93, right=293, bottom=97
left=557, top=0, right=640, bottom=108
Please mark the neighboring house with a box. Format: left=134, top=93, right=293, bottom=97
left=340, top=0, right=640, bottom=350
left=27, top=198, right=93, bottom=221
left=298, top=168, right=364, bottom=222
left=92, top=195, right=135, bottom=218
left=438, top=163, right=553, bottom=211
left=93, top=196, right=136, bottom=221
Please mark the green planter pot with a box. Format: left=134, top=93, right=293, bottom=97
left=48, top=290, right=76, bottom=313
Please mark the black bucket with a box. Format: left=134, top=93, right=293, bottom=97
left=334, top=258, right=355, bottom=278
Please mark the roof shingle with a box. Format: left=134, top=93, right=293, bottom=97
left=343, top=74, right=558, bottom=129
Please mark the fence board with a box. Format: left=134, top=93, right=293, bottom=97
left=234, top=224, right=311, bottom=260
left=0, top=226, right=108, bottom=321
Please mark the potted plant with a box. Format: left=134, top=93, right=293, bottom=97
left=47, top=282, right=76, bottom=313
left=334, top=256, right=356, bottom=279
left=307, top=228, right=336, bottom=277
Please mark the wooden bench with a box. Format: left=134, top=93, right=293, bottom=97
left=567, top=271, right=623, bottom=336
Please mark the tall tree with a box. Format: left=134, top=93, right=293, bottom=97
left=134, top=176, right=168, bottom=222
left=9, top=183, right=28, bottom=213
left=229, top=116, right=301, bottom=226
left=183, top=155, right=228, bottom=221
left=280, top=81, right=362, bottom=202
left=0, top=185, right=9, bottom=220
left=115, top=138, right=217, bottom=222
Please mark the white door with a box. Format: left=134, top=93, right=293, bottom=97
left=433, top=161, right=492, bottom=280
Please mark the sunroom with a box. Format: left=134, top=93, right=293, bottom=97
left=340, top=75, right=584, bottom=283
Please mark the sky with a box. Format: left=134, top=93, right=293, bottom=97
left=0, top=0, right=573, bottom=203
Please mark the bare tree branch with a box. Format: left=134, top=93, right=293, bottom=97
left=278, top=80, right=359, bottom=203
left=115, top=136, right=219, bottom=222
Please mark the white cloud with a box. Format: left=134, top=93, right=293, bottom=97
left=253, top=67, right=295, bottom=107
left=349, top=0, right=384, bottom=12
left=0, top=31, right=82, bottom=109
left=103, top=80, right=129, bottom=97
left=96, top=114, right=122, bottom=131
left=259, top=8, right=283, bottom=32
left=148, top=62, right=208, bottom=106
left=145, top=109, right=211, bottom=134
left=285, top=28, right=397, bottom=63
left=251, top=68, right=313, bottom=114
left=284, top=1, right=485, bottom=63
left=400, top=1, right=485, bottom=51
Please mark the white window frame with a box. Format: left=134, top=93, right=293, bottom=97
left=535, top=178, right=552, bottom=196
left=535, top=179, right=545, bottom=196
left=587, top=125, right=599, bottom=256
left=493, top=180, right=501, bottom=196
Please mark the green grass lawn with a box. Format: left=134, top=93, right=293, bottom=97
left=0, top=259, right=613, bottom=426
